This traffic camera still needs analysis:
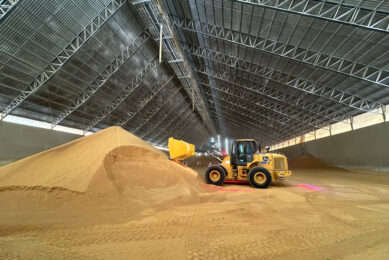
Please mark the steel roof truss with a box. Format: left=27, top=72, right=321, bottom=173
left=172, top=16, right=389, bottom=89
left=197, top=68, right=343, bottom=128
left=117, top=75, right=175, bottom=127
left=123, top=85, right=182, bottom=134
left=154, top=108, right=194, bottom=144
left=189, top=46, right=383, bottom=113
left=0, top=0, right=126, bottom=120
left=201, top=81, right=313, bottom=128
left=0, top=0, right=19, bottom=21
left=51, top=31, right=151, bottom=128
left=203, top=88, right=312, bottom=135
left=140, top=97, right=187, bottom=139
left=236, top=0, right=389, bottom=33
left=83, top=59, right=161, bottom=133
left=149, top=105, right=192, bottom=143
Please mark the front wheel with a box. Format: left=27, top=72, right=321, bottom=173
left=205, top=165, right=226, bottom=186
left=248, top=167, right=272, bottom=188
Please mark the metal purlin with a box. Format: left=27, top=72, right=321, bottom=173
left=149, top=104, right=192, bottom=143
left=83, top=58, right=161, bottom=133
left=0, top=0, right=20, bottom=21
left=119, top=75, right=176, bottom=127
left=188, top=46, right=384, bottom=114
left=131, top=0, right=217, bottom=137
left=126, top=86, right=183, bottom=135
left=235, top=0, right=389, bottom=33
left=171, top=16, right=389, bottom=89
left=51, top=30, right=151, bottom=128
left=152, top=108, right=194, bottom=144
left=0, top=0, right=127, bottom=120
left=140, top=97, right=188, bottom=139
left=196, top=67, right=344, bottom=128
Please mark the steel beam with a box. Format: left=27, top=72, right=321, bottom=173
left=203, top=87, right=313, bottom=136
left=132, top=0, right=151, bottom=5
left=140, top=97, right=187, bottom=139
left=176, top=120, right=197, bottom=140
left=189, top=46, right=384, bottom=113
left=210, top=66, right=354, bottom=123
left=171, top=16, right=389, bottom=89
left=209, top=113, right=273, bottom=144
left=235, top=0, right=389, bottom=33
left=196, top=68, right=344, bottom=128
left=0, top=0, right=19, bottom=21
left=83, top=59, right=161, bottom=133
left=51, top=31, right=150, bottom=128
left=168, top=59, right=184, bottom=63
left=148, top=104, right=191, bottom=141
left=153, top=108, right=194, bottom=144
left=117, top=75, right=175, bottom=127
left=201, top=81, right=327, bottom=137
left=209, top=111, right=273, bottom=143
left=0, top=0, right=126, bottom=120
left=205, top=90, right=291, bottom=129
left=209, top=107, right=312, bottom=146
left=205, top=94, right=302, bottom=137
left=207, top=98, right=294, bottom=135
left=208, top=107, right=288, bottom=141
left=132, top=0, right=216, bottom=135
left=153, top=107, right=193, bottom=143
left=202, top=83, right=310, bottom=129
left=156, top=111, right=196, bottom=144
left=123, top=86, right=182, bottom=134
left=168, top=114, right=197, bottom=141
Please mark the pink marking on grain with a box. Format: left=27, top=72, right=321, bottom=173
left=297, top=183, right=323, bottom=191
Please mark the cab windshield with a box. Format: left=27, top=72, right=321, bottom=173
left=237, top=141, right=257, bottom=163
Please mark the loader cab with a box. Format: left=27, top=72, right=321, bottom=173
left=230, top=139, right=257, bottom=167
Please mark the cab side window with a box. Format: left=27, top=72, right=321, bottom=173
left=238, top=143, right=246, bottom=162
left=246, top=142, right=254, bottom=162
left=231, top=142, right=236, bottom=156
left=230, top=142, right=237, bottom=165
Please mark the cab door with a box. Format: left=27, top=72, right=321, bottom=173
left=231, top=141, right=256, bottom=167
left=230, top=141, right=237, bottom=166
left=237, top=141, right=255, bottom=166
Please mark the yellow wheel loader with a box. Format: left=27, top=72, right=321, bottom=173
left=168, top=137, right=292, bottom=188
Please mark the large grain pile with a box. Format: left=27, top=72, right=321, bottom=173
left=0, top=126, right=201, bottom=201
left=1, top=128, right=389, bottom=259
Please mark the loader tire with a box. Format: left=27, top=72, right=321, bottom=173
left=248, top=167, right=272, bottom=188
left=205, top=165, right=225, bottom=186
left=219, top=165, right=228, bottom=177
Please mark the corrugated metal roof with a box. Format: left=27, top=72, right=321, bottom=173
left=0, top=0, right=388, bottom=146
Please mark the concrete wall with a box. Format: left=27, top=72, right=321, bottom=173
left=276, top=121, right=389, bottom=172
left=0, top=121, right=81, bottom=166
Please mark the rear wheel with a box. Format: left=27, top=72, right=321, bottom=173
left=248, top=167, right=272, bottom=188
left=205, top=165, right=226, bottom=186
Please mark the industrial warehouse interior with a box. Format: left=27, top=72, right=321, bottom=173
left=0, top=0, right=389, bottom=259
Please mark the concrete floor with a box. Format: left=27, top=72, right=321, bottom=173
left=1, top=167, right=389, bottom=259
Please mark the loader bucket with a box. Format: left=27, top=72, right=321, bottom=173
left=168, top=137, right=196, bottom=161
